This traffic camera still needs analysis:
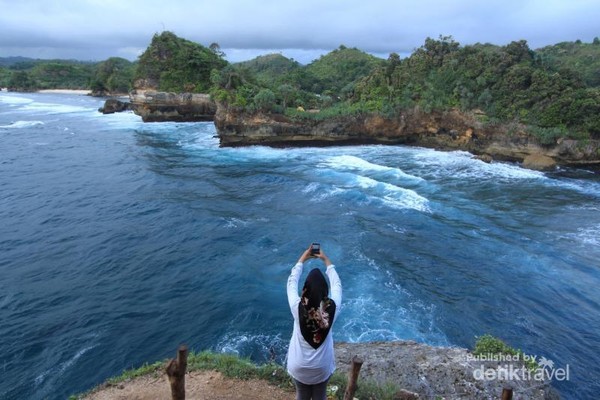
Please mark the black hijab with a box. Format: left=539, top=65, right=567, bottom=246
left=299, top=268, right=337, bottom=349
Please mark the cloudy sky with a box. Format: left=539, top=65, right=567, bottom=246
left=1, top=0, right=599, bottom=64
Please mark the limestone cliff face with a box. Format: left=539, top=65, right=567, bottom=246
left=129, top=90, right=216, bottom=122
left=334, top=341, right=559, bottom=400
left=215, top=105, right=600, bottom=170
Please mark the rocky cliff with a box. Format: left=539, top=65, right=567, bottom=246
left=215, top=105, right=600, bottom=170
left=335, top=341, right=559, bottom=399
left=129, top=90, right=216, bottom=122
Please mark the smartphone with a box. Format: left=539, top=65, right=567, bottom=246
left=310, top=243, right=321, bottom=255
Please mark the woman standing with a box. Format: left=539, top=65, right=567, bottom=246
left=286, top=244, right=342, bottom=400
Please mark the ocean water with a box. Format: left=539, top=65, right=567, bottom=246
left=0, top=92, right=599, bottom=399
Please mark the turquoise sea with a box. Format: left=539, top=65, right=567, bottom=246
left=1, top=92, right=599, bottom=399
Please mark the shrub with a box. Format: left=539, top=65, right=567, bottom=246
left=253, top=88, right=276, bottom=112
left=473, top=334, right=538, bottom=370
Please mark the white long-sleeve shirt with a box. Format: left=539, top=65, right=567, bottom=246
left=286, top=262, right=342, bottom=384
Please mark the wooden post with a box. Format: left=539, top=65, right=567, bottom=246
left=343, top=355, right=364, bottom=400
left=501, top=387, right=513, bottom=400
left=166, top=345, right=188, bottom=400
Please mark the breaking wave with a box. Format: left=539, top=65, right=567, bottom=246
left=0, top=120, right=44, bottom=129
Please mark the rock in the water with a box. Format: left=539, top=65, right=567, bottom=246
left=522, top=154, right=557, bottom=171
left=99, top=98, right=130, bottom=114
left=475, top=154, right=493, bottom=163
left=129, top=90, right=216, bottom=122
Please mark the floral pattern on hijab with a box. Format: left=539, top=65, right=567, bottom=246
left=299, top=268, right=337, bottom=349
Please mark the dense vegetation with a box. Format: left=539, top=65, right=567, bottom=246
left=134, top=31, right=227, bottom=93
left=90, top=57, right=136, bottom=94
left=0, top=59, right=96, bottom=91
left=536, top=38, right=600, bottom=87
left=211, top=45, right=382, bottom=113
left=0, top=57, right=131, bottom=93
left=214, top=36, right=600, bottom=142
left=0, top=31, right=226, bottom=94
left=351, top=36, right=600, bottom=139
left=303, top=45, right=384, bottom=95
left=236, top=53, right=301, bottom=87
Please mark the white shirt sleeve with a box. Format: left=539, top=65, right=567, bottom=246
left=326, top=265, right=342, bottom=316
left=287, top=262, right=303, bottom=320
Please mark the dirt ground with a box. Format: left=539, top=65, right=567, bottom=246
left=83, top=370, right=294, bottom=400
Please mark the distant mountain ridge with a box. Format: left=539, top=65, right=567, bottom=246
left=0, top=56, right=95, bottom=68
left=0, top=56, right=36, bottom=67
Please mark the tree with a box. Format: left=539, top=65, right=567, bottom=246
left=8, top=71, right=35, bottom=91
left=209, top=42, right=226, bottom=58
left=135, top=31, right=228, bottom=92
left=92, top=57, right=134, bottom=94
left=386, top=53, right=401, bottom=77
left=253, top=88, right=276, bottom=112
left=277, top=84, right=295, bottom=109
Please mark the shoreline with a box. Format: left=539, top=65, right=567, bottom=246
left=38, top=89, right=91, bottom=95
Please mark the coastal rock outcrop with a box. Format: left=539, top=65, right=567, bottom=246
left=129, top=90, right=216, bottom=122
left=98, top=98, right=131, bottom=114
left=334, top=341, right=559, bottom=400
left=215, top=105, right=600, bottom=169
left=522, top=154, right=558, bottom=171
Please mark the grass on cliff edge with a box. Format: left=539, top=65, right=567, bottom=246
left=70, top=351, right=401, bottom=400
left=474, top=334, right=540, bottom=371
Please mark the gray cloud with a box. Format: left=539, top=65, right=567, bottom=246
left=0, top=0, right=598, bottom=63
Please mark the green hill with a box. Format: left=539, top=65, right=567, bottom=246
left=536, top=39, right=600, bottom=87
left=303, top=45, right=384, bottom=95
left=211, top=46, right=385, bottom=112
left=0, top=56, right=37, bottom=68
left=236, top=53, right=300, bottom=86
left=135, top=31, right=228, bottom=93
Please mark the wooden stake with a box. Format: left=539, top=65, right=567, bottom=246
left=343, top=355, right=364, bottom=400
left=501, top=387, right=513, bottom=400
left=166, top=345, right=188, bottom=400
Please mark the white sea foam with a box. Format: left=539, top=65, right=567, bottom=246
left=338, top=252, right=448, bottom=345
left=302, top=182, right=320, bottom=194
left=215, top=332, right=286, bottom=361
left=550, top=179, right=600, bottom=199
left=323, top=155, right=424, bottom=182
left=97, top=110, right=143, bottom=127
left=20, top=102, right=94, bottom=114
left=0, top=120, right=44, bottom=129
left=304, top=181, right=346, bottom=202
left=353, top=175, right=430, bottom=212
left=413, top=149, right=546, bottom=181
left=221, top=217, right=250, bottom=229
left=310, top=169, right=430, bottom=212
left=387, top=223, right=407, bottom=234
left=569, top=224, right=600, bottom=247
left=0, top=95, right=34, bottom=105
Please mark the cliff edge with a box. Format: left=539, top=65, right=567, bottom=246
left=80, top=341, right=559, bottom=399
left=215, top=105, right=600, bottom=170
left=129, top=90, right=216, bottom=122
left=335, top=341, right=559, bottom=399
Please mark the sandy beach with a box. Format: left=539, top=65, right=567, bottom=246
left=38, top=89, right=91, bottom=95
